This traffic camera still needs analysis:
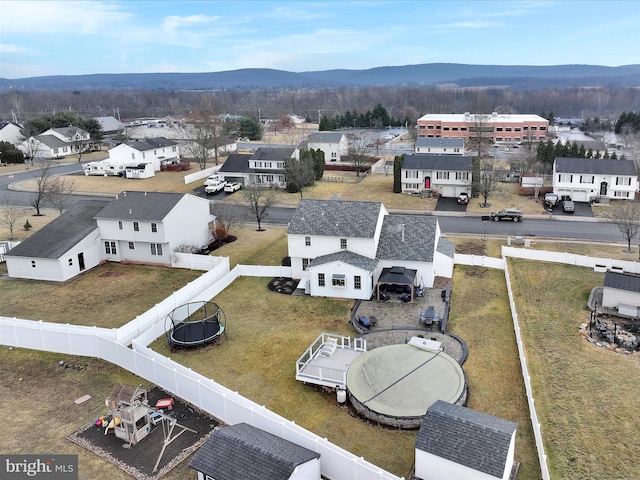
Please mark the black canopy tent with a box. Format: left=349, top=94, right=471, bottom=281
left=377, top=266, right=417, bottom=302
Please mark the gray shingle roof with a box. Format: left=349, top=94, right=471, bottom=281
left=51, top=126, right=88, bottom=138
left=287, top=199, right=384, bottom=238
left=437, top=238, right=455, bottom=258
left=35, top=134, right=69, bottom=149
left=5, top=200, right=107, bottom=259
left=378, top=266, right=417, bottom=285
left=307, top=132, right=344, bottom=144
left=402, top=154, right=472, bottom=171
left=416, top=400, right=517, bottom=478
left=376, top=215, right=438, bottom=262
left=95, top=191, right=185, bottom=222
left=555, top=157, right=637, bottom=175
left=95, top=116, right=125, bottom=132
left=220, top=153, right=253, bottom=173
left=189, top=423, right=320, bottom=480
left=308, top=250, right=378, bottom=272
left=126, top=137, right=177, bottom=152
left=251, top=147, right=295, bottom=161
left=415, top=137, right=465, bottom=148
left=604, top=271, right=640, bottom=293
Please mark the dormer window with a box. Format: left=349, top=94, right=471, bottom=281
left=340, top=238, right=347, bottom=250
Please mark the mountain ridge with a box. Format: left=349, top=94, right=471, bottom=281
left=2, top=63, right=639, bottom=92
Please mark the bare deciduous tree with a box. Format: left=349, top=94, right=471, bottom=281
left=467, top=113, right=494, bottom=159
left=241, top=183, right=278, bottom=231
left=347, top=132, right=372, bottom=177
left=607, top=201, right=640, bottom=253
left=48, top=176, right=76, bottom=215
left=473, top=156, right=501, bottom=207
left=1, top=195, right=26, bottom=240
left=30, top=159, right=54, bottom=216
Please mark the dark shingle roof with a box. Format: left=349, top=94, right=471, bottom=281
left=402, top=154, right=472, bottom=171
left=415, top=137, right=465, bottom=149
left=287, top=199, right=384, bottom=238
left=376, top=215, right=438, bottom=262
left=220, top=153, right=252, bottom=173
left=35, top=134, right=68, bottom=149
left=604, top=271, right=640, bottom=293
left=555, top=157, right=637, bottom=175
left=189, top=423, right=320, bottom=480
left=437, top=238, right=455, bottom=258
left=308, top=250, right=378, bottom=272
left=307, top=132, right=344, bottom=144
left=5, top=200, right=107, bottom=259
left=251, top=147, right=295, bottom=161
left=416, top=400, right=517, bottom=478
left=126, top=137, right=177, bottom=152
left=378, top=266, right=417, bottom=285
left=95, top=191, right=184, bottom=222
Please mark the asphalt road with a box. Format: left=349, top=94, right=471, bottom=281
left=0, top=162, right=627, bottom=244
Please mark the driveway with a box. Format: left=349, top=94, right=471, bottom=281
left=434, top=196, right=468, bottom=213
left=549, top=201, right=594, bottom=218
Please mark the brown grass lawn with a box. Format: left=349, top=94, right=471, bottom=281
left=508, top=259, right=640, bottom=479
left=215, top=225, right=289, bottom=269
left=447, top=266, right=540, bottom=479
left=0, top=263, right=200, bottom=327
left=466, top=182, right=552, bottom=215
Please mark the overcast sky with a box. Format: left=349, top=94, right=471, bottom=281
left=1, top=0, right=638, bottom=79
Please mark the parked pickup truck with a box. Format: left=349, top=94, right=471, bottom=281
left=490, top=208, right=523, bottom=222
left=224, top=182, right=242, bottom=193
left=204, top=180, right=227, bottom=195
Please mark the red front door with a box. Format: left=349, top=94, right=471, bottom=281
left=425, top=176, right=431, bottom=189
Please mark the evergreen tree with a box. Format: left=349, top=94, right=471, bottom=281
left=393, top=155, right=404, bottom=193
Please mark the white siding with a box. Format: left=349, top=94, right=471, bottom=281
left=290, top=458, right=321, bottom=479
left=308, top=262, right=373, bottom=300
left=163, top=195, right=212, bottom=250
left=602, top=287, right=640, bottom=309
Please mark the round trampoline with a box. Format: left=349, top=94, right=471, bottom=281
left=346, top=342, right=467, bottom=428
left=165, top=301, right=226, bottom=349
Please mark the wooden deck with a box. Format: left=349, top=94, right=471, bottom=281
left=296, top=333, right=366, bottom=389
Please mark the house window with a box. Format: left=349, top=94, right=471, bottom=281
left=318, top=273, right=325, bottom=287
left=302, top=258, right=312, bottom=271
left=54, top=148, right=59, bottom=155
left=460, top=127, right=467, bottom=131
left=354, top=276, right=362, bottom=290
left=133, top=221, right=139, bottom=231
left=452, top=127, right=458, bottom=131
left=540, top=126, right=546, bottom=131
left=531, top=126, right=537, bottom=131
left=506, top=127, right=512, bottom=132
left=427, top=125, right=434, bottom=130
left=151, top=243, right=163, bottom=256
left=454, top=148, right=460, bottom=153
left=172, top=146, right=177, bottom=152
left=456, top=172, right=469, bottom=180
left=515, top=127, right=521, bottom=132
left=68, top=258, right=73, bottom=266
left=496, top=127, right=503, bottom=132
left=151, top=222, right=157, bottom=232
left=405, top=183, right=419, bottom=190
left=419, top=125, right=425, bottom=130
left=31, top=260, right=36, bottom=268
left=142, top=152, right=146, bottom=159
left=436, top=171, right=450, bottom=180
left=105, top=241, right=117, bottom=255
left=128, top=242, right=135, bottom=250
left=405, top=170, right=418, bottom=179
left=559, top=174, right=573, bottom=182
left=580, top=175, right=594, bottom=184
left=443, top=127, right=450, bottom=131
left=332, top=274, right=346, bottom=287
left=340, top=238, right=347, bottom=250
left=131, top=153, right=135, bottom=160
left=616, top=177, right=631, bottom=186
left=614, top=191, right=630, bottom=198
left=305, top=236, right=311, bottom=246
left=331, top=152, right=337, bottom=159
left=118, top=220, right=123, bottom=230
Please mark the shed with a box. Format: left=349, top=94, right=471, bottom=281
left=415, top=400, right=517, bottom=480
left=602, top=270, right=640, bottom=317
left=189, top=423, right=321, bottom=480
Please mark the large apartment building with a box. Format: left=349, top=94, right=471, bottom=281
left=417, top=112, right=548, bottom=145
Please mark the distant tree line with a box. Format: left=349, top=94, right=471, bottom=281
left=614, top=111, right=640, bottom=134
left=4, top=86, right=640, bottom=126
left=20, top=112, right=103, bottom=140
left=319, top=103, right=405, bottom=130
left=536, top=139, right=619, bottom=166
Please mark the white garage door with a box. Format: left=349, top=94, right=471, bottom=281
left=440, top=186, right=456, bottom=198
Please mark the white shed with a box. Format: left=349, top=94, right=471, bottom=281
left=602, top=271, right=640, bottom=317
left=415, top=400, right=517, bottom=480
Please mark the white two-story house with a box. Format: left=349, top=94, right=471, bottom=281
left=19, top=126, right=91, bottom=160
left=306, top=132, right=348, bottom=162
left=414, top=137, right=464, bottom=155
left=401, top=154, right=472, bottom=197
left=249, top=147, right=299, bottom=188
left=553, top=157, right=638, bottom=202
left=5, top=192, right=213, bottom=282
left=108, top=137, right=180, bottom=172
left=287, top=199, right=454, bottom=300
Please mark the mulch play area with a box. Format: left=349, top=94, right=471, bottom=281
left=67, top=387, right=220, bottom=479
left=267, top=277, right=298, bottom=295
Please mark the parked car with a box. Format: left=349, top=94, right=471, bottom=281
left=457, top=192, right=469, bottom=205
left=224, top=182, right=242, bottom=193
left=204, top=174, right=224, bottom=186
left=490, top=208, right=523, bottom=222
left=544, top=193, right=559, bottom=208
left=562, top=200, right=575, bottom=213
left=204, top=180, right=227, bottom=195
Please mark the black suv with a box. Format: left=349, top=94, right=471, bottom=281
left=490, top=208, right=523, bottom=222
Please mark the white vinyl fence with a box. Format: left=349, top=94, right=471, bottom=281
left=0, top=262, right=399, bottom=480
left=171, top=252, right=227, bottom=270
left=183, top=165, right=220, bottom=185
left=454, top=253, right=506, bottom=270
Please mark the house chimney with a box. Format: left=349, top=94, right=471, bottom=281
left=129, top=209, right=132, bottom=214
